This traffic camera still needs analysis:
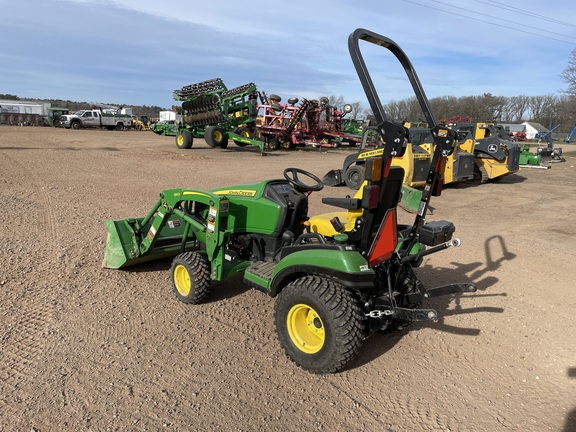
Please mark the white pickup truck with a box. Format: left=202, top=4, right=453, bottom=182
left=60, top=109, right=133, bottom=130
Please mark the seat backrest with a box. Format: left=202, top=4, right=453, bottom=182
left=357, top=165, right=405, bottom=255
left=373, top=165, right=405, bottom=223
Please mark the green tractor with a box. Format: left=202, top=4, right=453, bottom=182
left=103, top=29, right=476, bottom=373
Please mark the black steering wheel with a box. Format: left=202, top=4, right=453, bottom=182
left=283, top=168, right=324, bottom=192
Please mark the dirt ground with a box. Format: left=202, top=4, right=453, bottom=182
left=1, top=126, right=575, bottom=432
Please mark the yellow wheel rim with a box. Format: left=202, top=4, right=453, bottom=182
left=177, top=135, right=183, bottom=145
left=287, top=304, right=325, bottom=354
left=214, top=130, right=223, bottom=142
left=173, top=264, right=191, bottom=296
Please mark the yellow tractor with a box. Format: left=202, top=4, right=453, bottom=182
left=322, top=126, right=476, bottom=212
left=409, top=128, right=476, bottom=186
left=322, top=126, right=432, bottom=190
left=131, top=115, right=151, bottom=131
left=452, top=122, right=521, bottom=183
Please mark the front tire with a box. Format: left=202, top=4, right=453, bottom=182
left=176, top=130, right=193, bottom=149
left=274, top=276, right=364, bottom=374
left=171, top=252, right=211, bottom=304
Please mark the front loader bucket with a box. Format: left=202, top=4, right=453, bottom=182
left=399, top=185, right=422, bottom=214
left=322, top=169, right=344, bottom=186
left=103, top=216, right=201, bottom=269
left=103, top=219, right=142, bottom=269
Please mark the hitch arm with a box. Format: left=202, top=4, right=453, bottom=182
left=400, top=238, right=461, bottom=264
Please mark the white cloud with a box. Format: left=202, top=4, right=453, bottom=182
left=1, top=0, right=574, bottom=108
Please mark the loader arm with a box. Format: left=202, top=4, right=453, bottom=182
left=138, top=189, right=229, bottom=256
left=103, top=189, right=231, bottom=278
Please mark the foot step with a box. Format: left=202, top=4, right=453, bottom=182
left=245, top=261, right=276, bottom=280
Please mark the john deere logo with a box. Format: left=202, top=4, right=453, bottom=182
left=488, top=144, right=498, bottom=153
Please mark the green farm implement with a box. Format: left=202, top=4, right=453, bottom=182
left=103, top=29, right=476, bottom=373
left=173, top=78, right=268, bottom=151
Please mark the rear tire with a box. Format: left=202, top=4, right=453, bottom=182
left=171, top=252, right=211, bottom=304
left=176, top=130, right=193, bottom=149
left=344, top=165, right=365, bottom=190
left=116, top=123, right=124, bottom=131
left=205, top=125, right=229, bottom=149
left=274, top=276, right=364, bottom=374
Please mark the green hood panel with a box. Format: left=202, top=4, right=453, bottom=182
left=211, top=180, right=284, bottom=235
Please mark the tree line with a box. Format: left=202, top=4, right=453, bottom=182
left=5, top=48, right=576, bottom=130
left=378, top=93, right=576, bottom=132
left=373, top=50, right=576, bottom=133
left=328, top=92, right=576, bottom=133
left=3, top=91, right=575, bottom=133
left=0, top=94, right=166, bottom=119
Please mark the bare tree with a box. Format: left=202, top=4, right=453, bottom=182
left=480, top=93, right=508, bottom=122
left=429, top=96, right=460, bottom=121
left=335, top=90, right=575, bottom=132
left=527, top=94, right=558, bottom=125
left=326, top=95, right=345, bottom=108
left=561, top=48, right=576, bottom=96
left=323, top=95, right=365, bottom=119
left=556, top=95, right=576, bottom=127
left=502, top=95, right=530, bottom=122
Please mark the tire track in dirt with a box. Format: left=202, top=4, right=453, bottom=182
left=66, top=277, right=406, bottom=429
left=98, top=272, right=463, bottom=429
left=0, top=152, right=63, bottom=417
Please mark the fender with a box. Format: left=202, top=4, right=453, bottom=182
left=269, top=247, right=375, bottom=296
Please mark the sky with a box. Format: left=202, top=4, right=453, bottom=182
left=1, top=0, right=575, bottom=111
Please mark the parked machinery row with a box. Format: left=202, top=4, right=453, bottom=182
left=323, top=120, right=522, bottom=213
left=171, top=78, right=361, bottom=152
